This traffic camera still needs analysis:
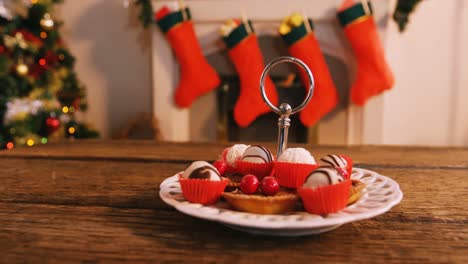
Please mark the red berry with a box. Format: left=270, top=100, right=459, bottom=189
left=213, top=160, right=227, bottom=175
left=261, top=176, right=279, bottom=196
left=240, top=174, right=259, bottom=195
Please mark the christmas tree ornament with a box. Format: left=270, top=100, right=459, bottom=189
left=16, top=60, right=29, bottom=76
left=46, top=116, right=60, bottom=134
left=67, top=126, right=76, bottom=135
left=221, top=19, right=278, bottom=127
left=337, top=0, right=394, bottom=106
left=26, top=138, right=34, bottom=146
left=6, top=142, right=14, bottom=150
left=155, top=6, right=220, bottom=108
left=40, top=12, right=54, bottom=30
left=3, top=32, right=28, bottom=49
left=279, top=13, right=339, bottom=127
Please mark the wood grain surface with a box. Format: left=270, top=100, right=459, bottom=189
left=2, top=140, right=468, bottom=168
left=0, top=141, right=467, bottom=263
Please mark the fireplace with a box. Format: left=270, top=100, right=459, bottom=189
left=151, top=0, right=392, bottom=144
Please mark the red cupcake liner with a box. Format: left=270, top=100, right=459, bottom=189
left=341, top=155, right=353, bottom=176
left=225, top=164, right=238, bottom=174
left=236, top=160, right=274, bottom=179
left=274, top=162, right=319, bottom=188
left=298, top=179, right=351, bottom=215
left=179, top=177, right=229, bottom=205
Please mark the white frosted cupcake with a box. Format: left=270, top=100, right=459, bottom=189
left=274, top=148, right=319, bottom=188
left=222, top=144, right=250, bottom=170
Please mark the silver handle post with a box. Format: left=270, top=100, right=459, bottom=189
left=259, top=56, right=315, bottom=158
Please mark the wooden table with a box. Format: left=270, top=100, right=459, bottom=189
left=1, top=140, right=467, bottom=263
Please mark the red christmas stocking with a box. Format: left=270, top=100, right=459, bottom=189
left=221, top=21, right=278, bottom=127
left=279, top=14, right=339, bottom=127
left=156, top=7, right=220, bottom=108
left=337, top=0, right=394, bottom=106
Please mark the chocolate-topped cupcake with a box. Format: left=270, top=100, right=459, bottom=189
left=236, top=145, right=274, bottom=179
left=182, top=161, right=221, bottom=181
left=318, top=154, right=353, bottom=177
left=319, top=154, right=347, bottom=168
left=303, top=167, right=345, bottom=189
left=298, top=167, right=351, bottom=215
left=179, top=161, right=228, bottom=205
left=240, top=145, right=273, bottom=164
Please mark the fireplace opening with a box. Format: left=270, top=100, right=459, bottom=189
left=216, top=75, right=310, bottom=143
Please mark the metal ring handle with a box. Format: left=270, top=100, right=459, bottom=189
left=260, top=56, right=315, bottom=115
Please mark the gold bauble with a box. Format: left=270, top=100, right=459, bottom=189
left=16, top=63, right=29, bottom=76
left=40, top=13, right=54, bottom=30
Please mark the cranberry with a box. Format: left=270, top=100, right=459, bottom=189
left=213, top=160, right=227, bottom=175
left=240, top=174, right=259, bottom=194
left=261, top=176, right=279, bottom=196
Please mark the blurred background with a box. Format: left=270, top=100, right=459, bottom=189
left=1, top=0, right=468, bottom=148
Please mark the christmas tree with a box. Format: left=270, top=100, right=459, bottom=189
left=0, top=0, right=98, bottom=150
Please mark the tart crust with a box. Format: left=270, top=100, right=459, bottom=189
left=222, top=190, right=299, bottom=214
left=347, top=180, right=366, bottom=205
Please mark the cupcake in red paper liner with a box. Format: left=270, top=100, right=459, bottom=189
left=179, top=161, right=229, bottom=205
left=319, top=154, right=353, bottom=178
left=298, top=167, right=351, bottom=215
left=236, top=145, right=274, bottom=179
left=274, top=148, right=319, bottom=188
left=222, top=144, right=250, bottom=173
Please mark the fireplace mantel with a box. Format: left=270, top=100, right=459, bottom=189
left=151, top=0, right=393, bottom=144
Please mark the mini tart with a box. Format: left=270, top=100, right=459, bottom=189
left=222, top=190, right=299, bottom=214
left=347, top=180, right=366, bottom=205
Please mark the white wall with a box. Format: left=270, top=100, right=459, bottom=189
left=58, top=0, right=152, bottom=138
left=383, top=0, right=468, bottom=146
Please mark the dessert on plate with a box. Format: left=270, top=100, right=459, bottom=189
left=274, top=147, right=319, bottom=188
left=178, top=161, right=229, bottom=205
left=176, top=144, right=365, bottom=215
left=298, top=166, right=351, bottom=214
left=236, top=145, right=274, bottom=179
